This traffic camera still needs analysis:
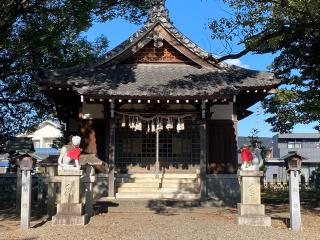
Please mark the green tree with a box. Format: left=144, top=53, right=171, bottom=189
left=209, top=0, right=320, bottom=133
left=0, top=0, right=149, bottom=149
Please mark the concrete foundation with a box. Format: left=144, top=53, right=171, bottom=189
left=237, top=215, right=271, bottom=227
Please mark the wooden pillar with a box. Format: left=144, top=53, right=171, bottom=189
left=155, top=129, right=160, bottom=178
left=233, top=101, right=239, bottom=169
left=233, top=102, right=238, bottom=142
left=200, top=101, right=208, bottom=198
left=200, top=120, right=207, bottom=198
left=200, top=121, right=207, bottom=198
left=108, top=119, right=116, bottom=198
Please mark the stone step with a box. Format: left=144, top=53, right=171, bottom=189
left=116, top=178, right=198, bottom=184
left=117, top=182, right=160, bottom=188
left=116, top=192, right=201, bottom=200
left=117, top=173, right=198, bottom=179
left=117, top=182, right=199, bottom=188
left=117, top=187, right=200, bottom=194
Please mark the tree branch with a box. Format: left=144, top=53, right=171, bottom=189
left=216, top=48, right=251, bottom=63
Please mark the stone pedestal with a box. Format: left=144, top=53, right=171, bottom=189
left=52, top=169, right=88, bottom=225
left=237, top=170, right=271, bottom=227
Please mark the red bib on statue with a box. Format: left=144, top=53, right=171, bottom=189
left=241, top=148, right=253, bottom=162
left=67, top=147, right=81, bottom=161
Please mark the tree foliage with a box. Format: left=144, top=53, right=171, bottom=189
left=0, top=0, right=149, bottom=148
left=210, top=0, right=320, bottom=133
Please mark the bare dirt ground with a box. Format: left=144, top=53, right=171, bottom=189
left=1, top=201, right=320, bottom=240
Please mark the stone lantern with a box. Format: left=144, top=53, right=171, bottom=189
left=18, top=154, right=34, bottom=171
left=5, top=138, right=35, bottom=230
left=281, top=151, right=307, bottom=231
left=284, top=151, right=303, bottom=172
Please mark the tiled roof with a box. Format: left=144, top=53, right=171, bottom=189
left=41, top=64, right=277, bottom=97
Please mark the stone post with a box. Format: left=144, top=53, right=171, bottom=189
left=289, top=170, right=302, bottom=231
left=237, top=170, right=271, bottom=226
left=84, top=165, right=96, bottom=217
left=46, top=165, right=57, bottom=219
left=16, top=168, right=22, bottom=211
left=21, top=170, right=32, bottom=230
left=52, top=168, right=88, bottom=225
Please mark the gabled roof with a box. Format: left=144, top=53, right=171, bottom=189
left=36, top=0, right=280, bottom=99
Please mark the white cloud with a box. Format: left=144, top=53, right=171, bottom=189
left=224, top=59, right=250, bottom=69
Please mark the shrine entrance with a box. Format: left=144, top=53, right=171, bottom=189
left=115, top=117, right=200, bottom=174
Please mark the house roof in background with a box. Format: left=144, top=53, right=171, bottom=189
left=17, top=120, right=61, bottom=138
left=276, top=133, right=320, bottom=139
left=238, top=136, right=274, bottom=149
left=0, top=161, right=9, bottom=167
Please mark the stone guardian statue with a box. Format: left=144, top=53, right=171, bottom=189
left=241, top=144, right=263, bottom=171
left=58, top=136, right=81, bottom=170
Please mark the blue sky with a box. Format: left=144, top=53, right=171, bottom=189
left=84, top=0, right=317, bottom=137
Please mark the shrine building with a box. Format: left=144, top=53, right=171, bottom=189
left=36, top=0, right=280, bottom=200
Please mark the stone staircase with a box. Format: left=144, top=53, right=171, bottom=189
left=115, top=173, right=200, bottom=199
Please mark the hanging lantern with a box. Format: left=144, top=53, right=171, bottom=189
left=121, top=115, right=126, bottom=127
left=166, top=117, right=173, bottom=130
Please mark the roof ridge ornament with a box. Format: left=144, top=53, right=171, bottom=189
left=147, top=0, right=171, bottom=24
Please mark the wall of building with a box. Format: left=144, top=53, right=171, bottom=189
left=210, top=103, right=234, bottom=120
left=264, top=164, right=287, bottom=183
left=82, top=103, right=104, bottom=119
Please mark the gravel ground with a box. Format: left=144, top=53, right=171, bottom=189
left=1, top=205, right=320, bottom=240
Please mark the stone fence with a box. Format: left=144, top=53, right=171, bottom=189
left=0, top=173, right=109, bottom=207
